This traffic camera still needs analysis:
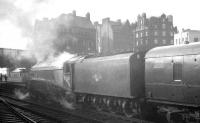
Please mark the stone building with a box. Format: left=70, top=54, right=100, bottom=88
left=174, top=29, right=200, bottom=45
left=95, top=18, right=133, bottom=55
left=133, top=13, right=177, bottom=53
left=0, top=48, right=23, bottom=58
left=34, top=11, right=96, bottom=55
left=0, top=48, right=23, bottom=67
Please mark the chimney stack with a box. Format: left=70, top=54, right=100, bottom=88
left=167, top=15, right=173, bottom=22
left=117, top=19, right=121, bottom=24
left=102, top=17, right=110, bottom=23
left=86, top=12, right=90, bottom=20
left=72, top=10, right=76, bottom=16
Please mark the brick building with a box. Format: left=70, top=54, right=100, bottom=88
left=0, top=48, right=23, bottom=67
left=0, top=48, right=23, bottom=58
left=174, top=29, right=200, bottom=45
left=34, top=11, right=96, bottom=55
left=95, top=18, right=133, bottom=55
left=133, top=13, right=177, bottom=53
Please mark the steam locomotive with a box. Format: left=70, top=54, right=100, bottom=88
left=27, top=42, right=200, bottom=122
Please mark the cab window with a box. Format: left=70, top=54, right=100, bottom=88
left=65, top=64, right=70, bottom=73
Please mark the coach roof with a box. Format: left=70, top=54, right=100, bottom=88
left=83, top=52, right=134, bottom=62
left=145, top=42, right=200, bottom=58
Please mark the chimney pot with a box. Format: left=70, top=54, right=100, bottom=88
left=86, top=12, right=90, bottom=20
left=72, top=10, right=76, bottom=16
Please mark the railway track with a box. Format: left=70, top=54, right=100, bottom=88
left=0, top=94, right=154, bottom=123
left=0, top=83, right=154, bottom=123
left=0, top=97, right=53, bottom=123
left=0, top=82, right=25, bottom=95
left=0, top=95, right=105, bottom=123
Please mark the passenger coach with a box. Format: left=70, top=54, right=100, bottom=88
left=145, top=42, right=200, bottom=122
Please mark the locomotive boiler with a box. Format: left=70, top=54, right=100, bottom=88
left=28, top=66, right=68, bottom=102
left=26, top=55, right=83, bottom=103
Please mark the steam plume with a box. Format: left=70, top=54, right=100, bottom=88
left=14, top=89, right=30, bottom=100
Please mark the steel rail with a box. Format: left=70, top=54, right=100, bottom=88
left=0, top=97, right=37, bottom=123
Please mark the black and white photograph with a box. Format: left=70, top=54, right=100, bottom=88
left=0, top=0, right=200, bottom=122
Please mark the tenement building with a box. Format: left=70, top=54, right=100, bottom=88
left=95, top=18, right=133, bottom=55
left=0, top=48, right=23, bottom=58
left=34, top=11, right=96, bottom=55
left=174, top=29, right=200, bottom=45
left=0, top=48, right=23, bottom=67
left=133, top=13, right=177, bottom=53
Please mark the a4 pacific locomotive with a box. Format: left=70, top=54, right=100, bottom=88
left=27, top=42, right=200, bottom=122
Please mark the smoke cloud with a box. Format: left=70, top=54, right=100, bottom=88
left=0, top=0, right=77, bottom=64
left=30, top=13, right=78, bottom=63
left=58, top=97, right=75, bottom=110
left=14, top=89, right=30, bottom=100
left=0, top=0, right=50, bottom=49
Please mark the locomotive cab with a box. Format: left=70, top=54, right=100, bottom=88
left=63, top=62, right=73, bottom=91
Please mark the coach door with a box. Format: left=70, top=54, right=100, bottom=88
left=182, top=54, right=200, bottom=104
left=171, top=56, right=184, bottom=102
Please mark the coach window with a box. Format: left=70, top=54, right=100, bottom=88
left=173, top=62, right=182, bottom=81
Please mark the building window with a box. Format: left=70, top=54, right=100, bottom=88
left=154, top=39, right=158, bottom=44
left=145, top=40, right=148, bottom=44
left=185, top=37, right=188, bottom=41
left=171, top=40, right=174, bottom=44
left=136, top=33, right=139, bottom=38
left=141, top=40, right=143, bottom=45
left=170, top=32, right=173, bottom=36
left=145, top=31, right=148, bottom=36
left=154, top=31, right=158, bottom=36
left=173, top=63, right=182, bottom=81
left=194, top=37, right=198, bottom=42
left=182, top=38, right=184, bottom=41
left=154, top=25, right=158, bottom=28
left=162, top=24, right=166, bottom=29
left=136, top=41, right=139, bottom=46
left=163, top=40, right=166, bottom=44
left=141, top=32, right=143, bottom=37
left=162, top=31, right=166, bottom=36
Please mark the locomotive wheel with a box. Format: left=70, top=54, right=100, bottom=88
left=106, top=99, right=117, bottom=113
left=122, top=101, right=135, bottom=118
left=95, top=97, right=104, bottom=111
left=92, top=96, right=97, bottom=104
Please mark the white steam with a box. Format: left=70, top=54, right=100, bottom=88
left=14, top=89, right=30, bottom=100
left=32, top=52, right=75, bottom=69
left=0, top=0, right=50, bottom=49
left=58, top=97, right=75, bottom=110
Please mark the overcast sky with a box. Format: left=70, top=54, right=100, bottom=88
left=0, top=0, right=199, bottom=49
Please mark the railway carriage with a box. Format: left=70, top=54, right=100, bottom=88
left=145, top=42, right=200, bottom=122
